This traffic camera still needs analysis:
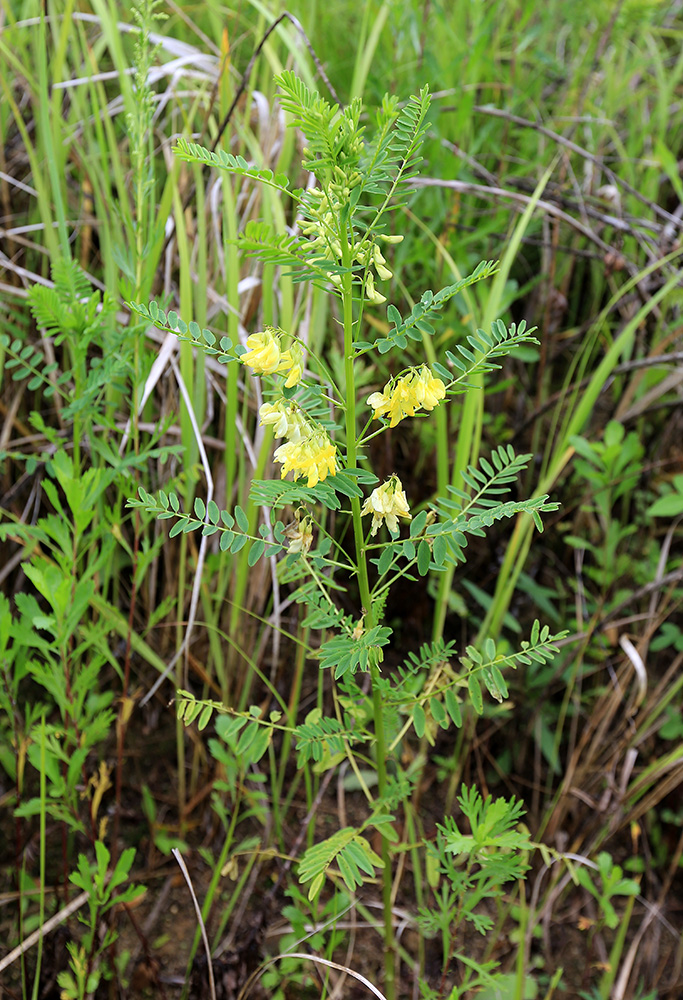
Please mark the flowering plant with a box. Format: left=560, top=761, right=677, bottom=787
left=128, top=72, right=566, bottom=1000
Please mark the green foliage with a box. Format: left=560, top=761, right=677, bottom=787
left=362, top=85, right=432, bottom=198
left=1, top=2, right=678, bottom=996
left=355, top=262, right=500, bottom=354
left=0, top=449, right=121, bottom=832
left=648, top=473, right=683, bottom=518
left=174, top=140, right=291, bottom=194
left=417, top=787, right=534, bottom=995
left=459, top=620, right=568, bottom=713
left=565, top=419, right=651, bottom=594
left=250, top=466, right=378, bottom=511
left=570, top=420, right=644, bottom=526
left=128, top=486, right=287, bottom=558
left=317, top=622, right=393, bottom=678
left=175, top=689, right=226, bottom=731
left=122, top=79, right=568, bottom=984
left=298, top=824, right=385, bottom=900
left=28, top=259, right=128, bottom=422
left=236, top=221, right=347, bottom=285
left=275, top=70, right=368, bottom=178
left=57, top=843, right=143, bottom=1000
left=0, top=332, right=69, bottom=396
left=371, top=447, right=559, bottom=579
left=127, top=299, right=234, bottom=359
left=575, top=852, right=640, bottom=930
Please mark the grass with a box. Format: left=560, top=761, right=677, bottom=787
left=1, top=0, right=683, bottom=998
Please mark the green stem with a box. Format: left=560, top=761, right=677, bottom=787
left=340, top=244, right=396, bottom=1000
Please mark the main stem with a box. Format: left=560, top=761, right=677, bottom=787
left=340, top=252, right=396, bottom=1000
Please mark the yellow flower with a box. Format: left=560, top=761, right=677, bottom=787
left=283, top=343, right=304, bottom=388
left=241, top=329, right=303, bottom=386
left=414, top=366, right=446, bottom=410
left=273, top=429, right=337, bottom=488
left=366, top=375, right=419, bottom=427
left=259, top=398, right=309, bottom=443
left=361, top=475, right=412, bottom=536
left=366, top=388, right=390, bottom=422
left=364, top=271, right=386, bottom=305
left=366, top=367, right=446, bottom=427
left=241, top=329, right=290, bottom=375
left=259, top=400, right=294, bottom=438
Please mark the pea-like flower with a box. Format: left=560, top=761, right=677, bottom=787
left=413, top=365, right=447, bottom=410
left=367, top=366, right=446, bottom=427
left=259, top=400, right=296, bottom=439
left=283, top=342, right=304, bottom=388
left=240, top=328, right=303, bottom=386
left=361, top=475, right=412, bottom=536
left=241, top=329, right=290, bottom=375
left=273, top=428, right=337, bottom=488
left=260, top=396, right=337, bottom=487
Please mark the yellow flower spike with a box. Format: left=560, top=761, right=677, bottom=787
left=361, top=475, right=412, bottom=536
left=273, top=428, right=337, bottom=488
left=367, top=367, right=446, bottom=427
left=386, top=377, right=418, bottom=427
left=261, top=400, right=309, bottom=443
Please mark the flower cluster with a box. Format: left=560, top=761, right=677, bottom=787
left=367, top=366, right=446, bottom=427
left=300, top=188, right=402, bottom=305
left=361, top=475, right=412, bottom=536
left=240, top=328, right=303, bottom=388
left=260, top=398, right=337, bottom=488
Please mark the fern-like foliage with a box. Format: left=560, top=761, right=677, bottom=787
left=249, top=467, right=377, bottom=513
left=23, top=260, right=128, bottom=419
left=424, top=496, right=559, bottom=572
left=176, top=689, right=225, bottom=731
left=173, top=140, right=292, bottom=196
left=0, top=332, right=69, bottom=397
left=362, top=86, right=432, bottom=204
left=294, top=714, right=350, bottom=767
left=422, top=446, right=559, bottom=570
left=128, top=300, right=234, bottom=361
left=317, top=624, right=393, bottom=679
left=210, top=707, right=283, bottom=773
left=291, top=580, right=351, bottom=631
left=460, top=621, right=568, bottom=715
left=236, top=221, right=348, bottom=286
left=439, top=319, right=539, bottom=389
left=29, top=259, right=95, bottom=342
left=298, top=825, right=385, bottom=900
left=275, top=71, right=364, bottom=178
left=353, top=260, right=499, bottom=355
left=401, top=638, right=458, bottom=678
left=418, top=788, right=532, bottom=942
left=369, top=447, right=557, bottom=578
left=127, top=488, right=287, bottom=564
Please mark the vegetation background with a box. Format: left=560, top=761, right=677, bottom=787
left=1, top=0, right=682, bottom=998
